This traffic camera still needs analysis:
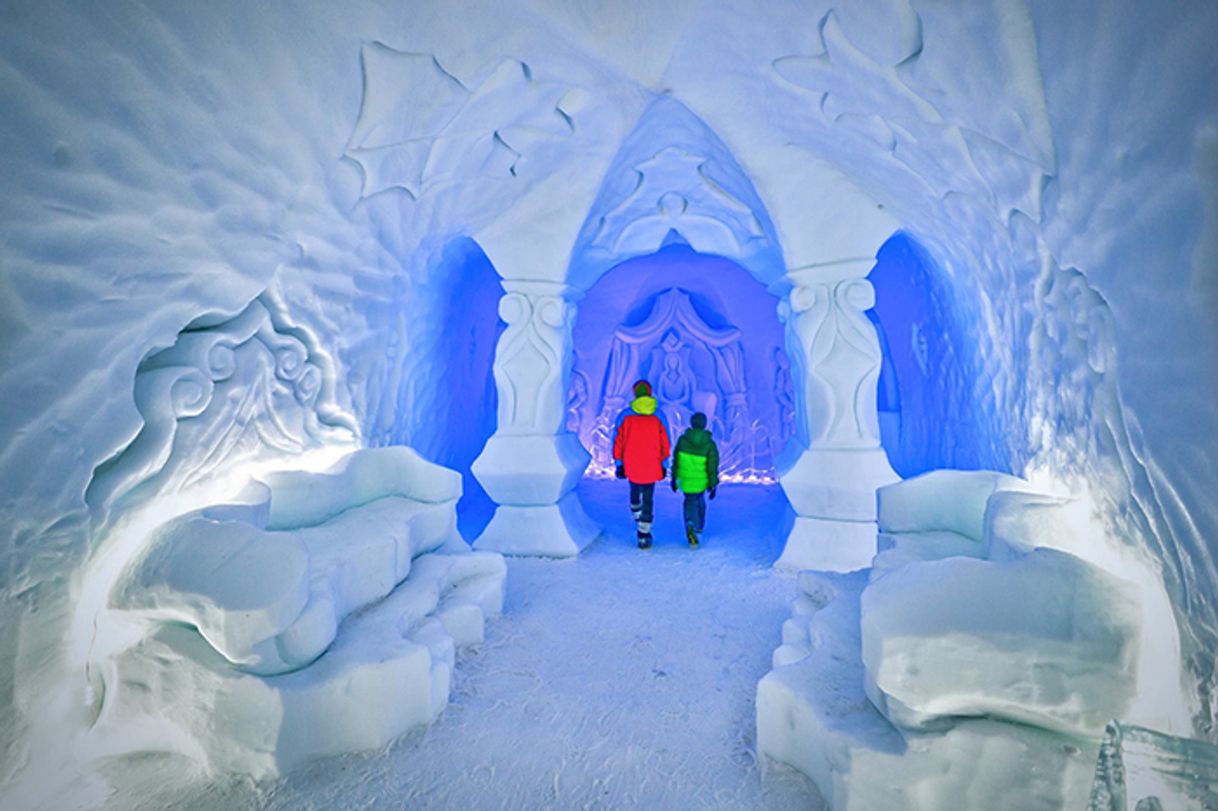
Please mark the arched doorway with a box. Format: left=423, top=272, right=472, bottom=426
left=469, top=97, right=898, bottom=568
left=567, top=245, right=794, bottom=485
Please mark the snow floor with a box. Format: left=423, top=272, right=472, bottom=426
left=101, top=478, right=826, bottom=810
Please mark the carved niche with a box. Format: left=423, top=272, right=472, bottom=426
left=582, top=287, right=789, bottom=481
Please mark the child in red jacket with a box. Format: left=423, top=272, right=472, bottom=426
left=612, top=380, right=671, bottom=549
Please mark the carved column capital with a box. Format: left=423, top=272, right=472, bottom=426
left=493, top=281, right=581, bottom=436
left=774, top=257, right=898, bottom=571
left=473, top=279, right=598, bottom=556
left=781, top=264, right=884, bottom=451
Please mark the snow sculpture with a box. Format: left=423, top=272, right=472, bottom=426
left=589, top=145, right=767, bottom=259
left=345, top=43, right=577, bottom=200
left=100, top=447, right=505, bottom=777
left=472, top=281, right=600, bottom=556
left=862, top=549, right=1143, bottom=738
left=589, top=287, right=776, bottom=479
left=86, top=295, right=354, bottom=524
left=774, top=260, right=900, bottom=571
left=569, top=98, right=786, bottom=289
left=758, top=570, right=1099, bottom=811
left=758, top=468, right=1185, bottom=809
left=569, top=248, right=795, bottom=485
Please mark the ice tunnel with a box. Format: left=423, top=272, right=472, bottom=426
left=2, top=1, right=1217, bottom=809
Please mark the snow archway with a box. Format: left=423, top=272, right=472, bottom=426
left=469, top=97, right=898, bottom=569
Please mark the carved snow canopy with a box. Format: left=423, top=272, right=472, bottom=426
left=569, top=250, right=794, bottom=483
left=567, top=97, right=786, bottom=291
left=85, top=295, right=355, bottom=524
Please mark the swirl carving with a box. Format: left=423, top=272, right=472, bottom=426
left=783, top=275, right=884, bottom=449
left=490, top=285, right=576, bottom=435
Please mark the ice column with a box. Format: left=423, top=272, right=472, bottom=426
left=472, top=280, right=601, bottom=556
left=775, top=261, right=899, bottom=570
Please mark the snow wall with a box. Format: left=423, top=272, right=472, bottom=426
left=1, top=0, right=1216, bottom=794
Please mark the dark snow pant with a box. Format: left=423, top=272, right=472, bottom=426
left=630, top=482, right=655, bottom=536
left=683, top=491, right=707, bottom=532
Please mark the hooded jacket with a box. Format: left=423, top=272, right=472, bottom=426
left=612, top=394, right=671, bottom=484
left=672, top=426, right=720, bottom=494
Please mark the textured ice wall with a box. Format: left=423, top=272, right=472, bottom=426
left=661, top=0, right=1218, bottom=730
left=1, top=0, right=1216, bottom=795
left=869, top=232, right=1010, bottom=477
left=0, top=3, right=647, bottom=792
left=366, top=237, right=504, bottom=539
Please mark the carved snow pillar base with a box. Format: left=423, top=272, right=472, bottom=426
left=472, top=433, right=599, bottom=556
left=775, top=263, right=899, bottom=571
left=472, top=281, right=600, bottom=557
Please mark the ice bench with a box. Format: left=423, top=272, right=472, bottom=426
left=105, top=447, right=506, bottom=777
left=758, top=469, right=1152, bottom=810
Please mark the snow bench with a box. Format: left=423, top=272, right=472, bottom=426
left=758, top=469, right=1151, bottom=810
left=106, top=447, right=506, bottom=777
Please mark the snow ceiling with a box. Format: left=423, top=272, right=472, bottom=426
left=1, top=0, right=1216, bottom=790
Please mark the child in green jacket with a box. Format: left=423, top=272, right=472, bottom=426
left=670, top=412, right=719, bottom=548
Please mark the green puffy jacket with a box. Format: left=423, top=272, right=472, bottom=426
left=672, top=427, right=719, bottom=494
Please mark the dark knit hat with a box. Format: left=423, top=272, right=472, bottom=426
left=633, top=380, right=652, bottom=397
left=691, top=412, right=707, bottom=429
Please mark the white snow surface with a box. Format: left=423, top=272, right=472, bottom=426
left=758, top=467, right=1190, bottom=808
left=2, top=0, right=1218, bottom=800
left=59, top=446, right=508, bottom=792
left=92, top=480, right=825, bottom=811
left=758, top=570, right=1099, bottom=811
left=862, top=548, right=1144, bottom=738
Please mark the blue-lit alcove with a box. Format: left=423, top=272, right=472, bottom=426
left=409, top=237, right=505, bottom=540
left=569, top=242, right=795, bottom=483
left=868, top=232, right=1010, bottom=477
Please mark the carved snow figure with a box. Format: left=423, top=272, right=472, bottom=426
left=653, top=331, right=696, bottom=425
left=772, top=347, right=797, bottom=449
left=565, top=368, right=590, bottom=434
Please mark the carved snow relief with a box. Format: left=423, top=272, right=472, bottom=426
left=782, top=275, right=884, bottom=449
left=345, top=43, right=577, bottom=200
left=494, top=282, right=578, bottom=435
left=590, top=146, right=765, bottom=258
left=575, top=287, right=794, bottom=483
left=85, top=296, right=354, bottom=522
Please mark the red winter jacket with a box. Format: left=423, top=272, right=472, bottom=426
left=612, top=396, right=671, bottom=484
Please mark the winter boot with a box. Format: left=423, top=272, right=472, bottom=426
left=637, top=521, right=653, bottom=549
left=685, top=523, right=699, bottom=549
